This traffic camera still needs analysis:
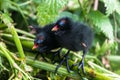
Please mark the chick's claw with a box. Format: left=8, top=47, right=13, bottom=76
left=78, top=59, right=86, bottom=75
left=55, top=50, right=71, bottom=73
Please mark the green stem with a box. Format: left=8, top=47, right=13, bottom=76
left=1, top=13, right=25, bottom=59
left=0, top=33, right=34, bottom=41
left=18, top=0, right=32, bottom=6
left=26, top=57, right=119, bottom=80
left=16, top=29, right=35, bottom=38
left=26, top=58, right=81, bottom=79
left=0, top=33, right=34, bottom=49
left=0, top=43, right=31, bottom=79
left=0, top=42, right=15, bottom=65
left=107, top=55, right=120, bottom=63
left=9, top=26, right=25, bottom=59
left=88, top=61, right=120, bottom=79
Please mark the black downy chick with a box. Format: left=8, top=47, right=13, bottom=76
left=52, top=17, right=94, bottom=74
left=32, top=24, right=61, bottom=61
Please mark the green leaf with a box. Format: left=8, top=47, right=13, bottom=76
left=88, top=10, right=114, bottom=41
left=37, top=0, right=68, bottom=25
left=0, top=0, right=11, bottom=10
left=101, top=0, right=120, bottom=15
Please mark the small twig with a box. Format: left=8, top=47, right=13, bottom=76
left=113, top=13, right=120, bottom=43
left=78, top=0, right=82, bottom=8
left=115, top=38, right=120, bottom=43
left=93, top=0, right=99, bottom=11
left=18, top=0, right=32, bottom=6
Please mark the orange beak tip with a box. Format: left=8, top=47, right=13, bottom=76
left=51, top=26, right=59, bottom=31
left=32, top=45, right=38, bottom=50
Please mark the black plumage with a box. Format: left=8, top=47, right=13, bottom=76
left=52, top=17, right=94, bottom=74
left=32, top=24, right=61, bottom=61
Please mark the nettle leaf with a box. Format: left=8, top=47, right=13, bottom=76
left=37, top=0, right=68, bottom=26
left=0, top=0, right=11, bottom=10
left=1, top=13, right=13, bottom=27
left=88, top=10, right=114, bottom=41
left=101, top=0, right=120, bottom=16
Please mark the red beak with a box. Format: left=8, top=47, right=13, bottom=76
left=51, top=25, right=59, bottom=31
left=32, top=44, right=38, bottom=50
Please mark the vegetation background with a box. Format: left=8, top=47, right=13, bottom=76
left=0, top=0, right=120, bottom=80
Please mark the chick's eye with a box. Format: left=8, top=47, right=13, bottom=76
left=59, top=20, right=66, bottom=26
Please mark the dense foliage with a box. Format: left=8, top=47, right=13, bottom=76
left=0, top=0, right=120, bottom=80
